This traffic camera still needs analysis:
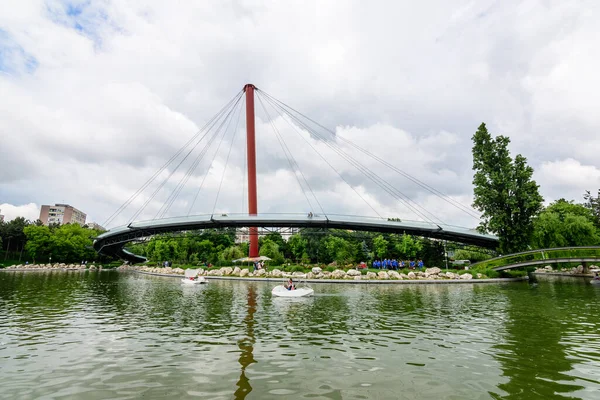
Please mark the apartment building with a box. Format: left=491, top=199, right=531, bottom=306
left=39, top=204, right=87, bottom=226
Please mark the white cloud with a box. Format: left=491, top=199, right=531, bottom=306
left=0, top=203, right=40, bottom=222
left=1, top=0, right=599, bottom=231
left=536, top=159, right=600, bottom=204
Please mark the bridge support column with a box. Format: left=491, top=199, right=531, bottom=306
left=244, top=84, right=259, bottom=258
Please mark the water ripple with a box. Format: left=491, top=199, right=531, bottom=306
left=1, top=272, right=600, bottom=399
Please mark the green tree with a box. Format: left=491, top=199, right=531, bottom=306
left=418, top=238, right=445, bottom=267
left=373, top=235, right=389, bottom=259
left=395, top=234, right=422, bottom=259
left=24, top=225, right=52, bottom=261
left=532, top=199, right=599, bottom=248
left=359, top=241, right=371, bottom=261
left=453, top=248, right=492, bottom=263
left=288, top=234, right=308, bottom=261
left=196, top=239, right=215, bottom=262
left=472, top=123, right=543, bottom=253
left=50, top=223, right=96, bottom=262
left=220, top=245, right=244, bottom=261
left=1, top=217, right=30, bottom=259
left=260, top=239, right=284, bottom=264
left=583, top=189, right=600, bottom=228
left=300, top=228, right=330, bottom=263
left=325, top=236, right=355, bottom=265
left=259, top=232, right=287, bottom=256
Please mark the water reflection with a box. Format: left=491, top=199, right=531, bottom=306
left=234, top=284, right=257, bottom=399
left=1, top=271, right=600, bottom=399
left=491, top=278, right=600, bottom=399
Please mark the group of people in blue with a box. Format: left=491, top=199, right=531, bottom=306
left=372, top=259, right=424, bottom=270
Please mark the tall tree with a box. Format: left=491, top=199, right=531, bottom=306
left=583, top=189, right=600, bottom=228
left=472, top=123, right=543, bottom=254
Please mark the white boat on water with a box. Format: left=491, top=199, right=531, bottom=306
left=272, top=284, right=314, bottom=297
left=591, top=278, right=600, bottom=285
left=181, top=276, right=207, bottom=284
left=181, top=269, right=207, bottom=285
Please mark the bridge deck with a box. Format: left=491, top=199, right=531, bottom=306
left=94, top=214, right=498, bottom=263
left=493, top=258, right=600, bottom=271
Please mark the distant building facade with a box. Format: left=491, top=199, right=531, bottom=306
left=86, top=222, right=105, bottom=231
left=39, top=204, right=87, bottom=226
left=235, top=228, right=269, bottom=244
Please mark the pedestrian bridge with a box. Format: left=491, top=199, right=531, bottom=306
left=469, top=246, right=600, bottom=271
left=94, top=213, right=499, bottom=263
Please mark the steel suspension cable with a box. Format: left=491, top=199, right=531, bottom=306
left=158, top=116, right=228, bottom=218
left=256, top=92, right=323, bottom=215
left=259, top=93, right=382, bottom=219
left=259, top=90, right=480, bottom=220
left=283, top=106, right=440, bottom=223
left=212, top=96, right=245, bottom=214
left=260, top=91, right=440, bottom=223
left=102, top=89, right=243, bottom=228
left=130, top=91, right=244, bottom=222
left=184, top=96, right=245, bottom=216
left=162, top=95, right=245, bottom=218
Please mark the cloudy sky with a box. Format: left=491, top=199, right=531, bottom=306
left=1, top=0, right=599, bottom=229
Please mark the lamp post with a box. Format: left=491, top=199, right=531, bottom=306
left=444, top=241, right=449, bottom=272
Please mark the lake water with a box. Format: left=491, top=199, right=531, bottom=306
left=1, top=271, right=599, bottom=399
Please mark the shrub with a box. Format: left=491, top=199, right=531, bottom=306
left=500, top=270, right=527, bottom=278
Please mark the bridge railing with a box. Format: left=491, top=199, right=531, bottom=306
left=130, top=212, right=488, bottom=231
left=471, top=246, right=600, bottom=270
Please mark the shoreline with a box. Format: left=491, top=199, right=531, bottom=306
left=1, top=267, right=529, bottom=284
left=136, top=270, right=528, bottom=284
left=533, top=272, right=593, bottom=278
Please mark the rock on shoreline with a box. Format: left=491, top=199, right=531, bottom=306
left=3, top=263, right=101, bottom=271
left=107, top=264, right=480, bottom=280
left=534, top=264, right=598, bottom=275
left=2, top=263, right=493, bottom=281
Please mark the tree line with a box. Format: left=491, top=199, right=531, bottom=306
left=125, top=228, right=448, bottom=267
left=2, top=122, right=599, bottom=267
left=0, top=219, right=107, bottom=264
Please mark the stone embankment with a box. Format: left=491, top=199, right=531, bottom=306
left=2, top=263, right=527, bottom=283
left=117, top=264, right=488, bottom=281
left=3, top=263, right=102, bottom=271
left=534, top=264, right=598, bottom=276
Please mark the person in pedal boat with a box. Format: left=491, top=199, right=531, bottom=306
left=285, top=278, right=295, bottom=290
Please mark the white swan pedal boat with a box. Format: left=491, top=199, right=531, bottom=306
left=272, top=285, right=314, bottom=297
left=181, top=276, right=207, bottom=285
left=591, top=278, right=600, bottom=285
left=181, top=269, right=207, bottom=284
